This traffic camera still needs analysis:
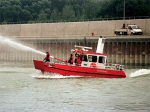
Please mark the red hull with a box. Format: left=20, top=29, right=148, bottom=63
left=33, top=60, right=126, bottom=78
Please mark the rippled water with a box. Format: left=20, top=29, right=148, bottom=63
left=0, top=62, right=150, bottom=112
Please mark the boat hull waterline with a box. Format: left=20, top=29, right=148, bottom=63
left=33, top=60, right=126, bottom=78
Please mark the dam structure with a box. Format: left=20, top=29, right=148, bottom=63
left=0, top=19, right=150, bottom=67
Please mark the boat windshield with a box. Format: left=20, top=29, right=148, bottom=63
left=82, top=54, right=88, bottom=62
left=99, top=56, right=105, bottom=63
left=88, top=55, right=97, bottom=62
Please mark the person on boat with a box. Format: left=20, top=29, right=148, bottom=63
left=76, top=55, right=81, bottom=66
left=68, top=54, right=74, bottom=65
left=43, top=52, right=50, bottom=62
left=74, top=53, right=77, bottom=63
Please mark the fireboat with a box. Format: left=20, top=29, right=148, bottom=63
left=33, top=36, right=126, bottom=78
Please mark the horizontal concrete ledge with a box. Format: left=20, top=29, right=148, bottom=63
left=9, top=36, right=150, bottom=44
left=7, top=35, right=150, bottom=40
left=12, top=35, right=150, bottom=41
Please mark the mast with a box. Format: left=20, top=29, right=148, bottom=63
left=96, top=36, right=106, bottom=53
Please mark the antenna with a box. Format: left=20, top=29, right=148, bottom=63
left=75, top=45, right=92, bottom=50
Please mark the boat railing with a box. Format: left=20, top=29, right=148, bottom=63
left=105, top=63, right=124, bottom=71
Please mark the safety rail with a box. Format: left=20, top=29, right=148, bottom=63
left=105, top=63, right=124, bottom=71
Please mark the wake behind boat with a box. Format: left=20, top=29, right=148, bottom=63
left=33, top=36, right=126, bottom=78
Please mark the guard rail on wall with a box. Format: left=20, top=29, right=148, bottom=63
left=0, top=16, right=150, bottom=25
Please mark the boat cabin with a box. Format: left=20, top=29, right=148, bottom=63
left=81, top=51, right=107, bottom=69
left=70, top=36, right=124, bottom=71
left=72, top=45, right=107, bottom=69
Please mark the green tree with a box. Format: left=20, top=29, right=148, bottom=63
left=37, top=10, right=47, bottom=22
left=83, top=1, right=100, bottom=19
left=3, top=0, right=22, bottom=23
left=0, top=0, right=150, bottom=24
left=61, top=4, right=75, bottom=21
left=50, top=8, right=61, bottom=21
left=20, top=9, right=31, bottom=22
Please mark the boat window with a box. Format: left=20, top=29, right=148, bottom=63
left=88, top=55, right=97, bottom=62
left=82, top=55, right=88, bottom=62
left=99, top=56, right=105, bottom=63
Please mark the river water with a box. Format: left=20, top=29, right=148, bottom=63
left=0, top=62, right=150, bottom=112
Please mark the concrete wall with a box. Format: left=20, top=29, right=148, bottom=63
left=1, top=39, right=150, bottom=67
left=0, top=19, right=150, bottom=38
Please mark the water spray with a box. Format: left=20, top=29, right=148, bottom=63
left=0, top=36, right=58, bottom=59
left=130, top=69, right=150, bottom=77
left=0, top=35, right=45, bottom=56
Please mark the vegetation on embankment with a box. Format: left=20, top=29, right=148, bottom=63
left=0, top=0, right=150, bottom=24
